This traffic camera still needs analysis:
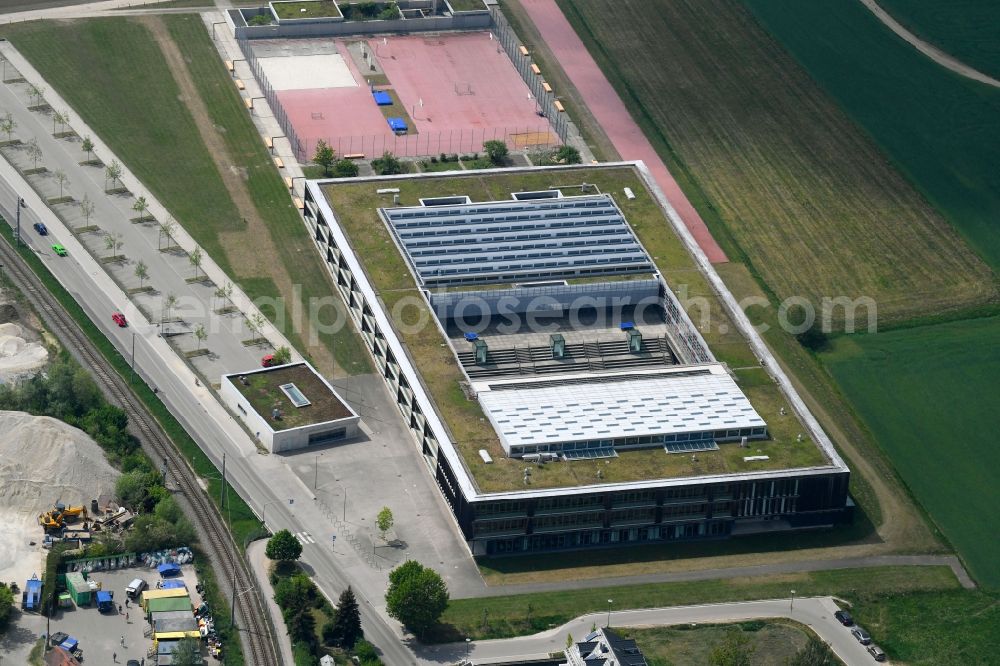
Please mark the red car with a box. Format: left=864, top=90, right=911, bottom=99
left=112, top=312, right=128, bottom=328
left=261, top=354, right=275, bottom=367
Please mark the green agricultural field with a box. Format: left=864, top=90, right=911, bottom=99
left=558, top=0, right=995, bottom=328
left=878, top=0, right=1000, bottom=80
left=743, top=0, right=1000, bottom=275
left=823, top=316, right=1000, bottom=588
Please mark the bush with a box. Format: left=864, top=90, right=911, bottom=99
left=371, top=151, right=403, bottom=175
left=0, top=583, right=14, bottom=630
left=293, top=641, right=317, bottom=666
left=796, top=326, right=830, bottom=352
left=483, top=140, right=509, bottom=165
left=353, top=639, right=382, bottom=664
left=333, top=159, right=359, bottom=178
left=378, top=3, right=398, bottom=20
left=248, top=14, right=271, bottom=26
left=555, top=144, right=582, bottom=164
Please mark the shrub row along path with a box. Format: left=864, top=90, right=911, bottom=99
left=861, top=0, right=1000, bottom=88
left=519, top=0, right=727, bottom=263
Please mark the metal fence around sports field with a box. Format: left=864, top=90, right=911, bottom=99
left=236, top=34, right=309, bottom=163
left=301, top=125, right=559, bottom=161
left=490, top=7, right=570, bottom=143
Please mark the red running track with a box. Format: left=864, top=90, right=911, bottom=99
left=521, top=0, right=727, bottom=263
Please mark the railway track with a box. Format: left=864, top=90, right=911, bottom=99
left=0, top=234, right=280, bottom=666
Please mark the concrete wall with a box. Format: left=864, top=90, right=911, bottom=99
left=271, top=417, right=360, bottom=453
left=221, top=376, right=276, bottom=450
left=235, top=6, right=490, bottom=39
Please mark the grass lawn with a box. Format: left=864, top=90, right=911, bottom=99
left=877, top=0, right=1000, bottom=80
left=822, top=316, right=1000, bottom=588
left=163, top=15, right=371, bottom=375
left=743, top=0, right=1000, bottom=276
left=432, top=565, right=959, bottom=642
left=623, top=620, right=815, bottom=666
left=558, top=0, right=996, bottom=327
left=272, top=0, right=342, bottom=20
left=448, top=0, right=486, bottom=11
left=323, top=167, right=830, bottom=492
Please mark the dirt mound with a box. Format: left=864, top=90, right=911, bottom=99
left=0, top=322, right=48, bottom=382
left=0, top=411, right=119, bottom=515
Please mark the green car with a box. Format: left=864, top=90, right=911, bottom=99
left=51, top=244, right=67, bottom=257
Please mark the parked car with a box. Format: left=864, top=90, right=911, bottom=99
left=867, top=645, right=886, bottom=662
left=51, top=244, right=67, bottom=257
left=261, top=354, right=275, bottom=367
left=834, top=610, right=854, bottom=626
left=33, top=222, right=48, bottom=235
left=852, top=627, right=872, bottom=645
left=112, top=312, right=128, bottom=328
left=125, top=578, right=146, bottom=599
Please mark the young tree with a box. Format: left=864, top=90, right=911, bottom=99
left=133, top=195, right=149, bottom=222
left=326, top=586, right=363, bottom=649
left=81, top=135, right=94, bottom=162
left=272, top=345, right=292, bottom=365
left=26, top=137, right=42, bottom=169
left=80, top=194, right=95, bottom=227
left=27, top=83, right=45, bottom=107
left=104, top=232, right=123, bottom=259
left=385, top=560, right=449, bottom=637
left=483, top=139, right=509, bottom=165
left=0, top=112, right=15, bottom=142
left=312, top=139, right=336, bottom=176
left=105, top=159, right=123, bottom=191
left=265, top=529, right=302, bottom=562
left=162, top=293, right=178, bottom=322
left=52, top=110, right=65, bottom=134
left=333, top=158, right=359, bottom=178
left=189, top=246, right=203, bottom=279
left=376, top=506, right=393, bottom=541
left=134, top=260, right=149, bottom=289
left=54, top=169, right=68, bottom=198
left=247, top=312, right=267, bottom=342
left=159, top=217, right=176, bottom=250
left=194, top=324, right=207, bottom=351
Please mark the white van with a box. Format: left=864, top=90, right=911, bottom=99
left=125, top=578, right=147, bottom=599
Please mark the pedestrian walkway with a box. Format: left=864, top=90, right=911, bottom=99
left=520, top=0, right=727, bottom=263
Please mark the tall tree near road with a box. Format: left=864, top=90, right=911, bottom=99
left=104, top=159, right=122, bottom=191
left=26, top=137, right=42, bottom=169
left=326, top=586, right=363, bottom=649
left=0, top=112, right=15, bottom=142
left=189, top=246, right=203, bottom=279
left=265, top=529, right=302, bottom=562
left=385, top=560, right=449, bottom=638
left=80, top=194, right=95, bottom=228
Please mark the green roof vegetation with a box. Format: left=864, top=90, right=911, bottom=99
left=321, top=167, right=830, bottom=492
left=231, top=364, right=353, bottom=431
left=272, top=0, right=343, bottom=20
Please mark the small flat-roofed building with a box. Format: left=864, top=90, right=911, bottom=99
left=303, top=164, right=852, bottom=555
left=221, top=361, right=360, bottom=453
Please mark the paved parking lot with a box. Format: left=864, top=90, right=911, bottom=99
left=14, top=563, right=205, bottom=665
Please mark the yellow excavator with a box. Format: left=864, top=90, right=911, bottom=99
left=38, top=503, right=88, bottom=532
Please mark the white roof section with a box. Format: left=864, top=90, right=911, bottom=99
left=476, top=364, right=765, bottom=450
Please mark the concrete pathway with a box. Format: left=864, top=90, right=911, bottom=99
left=860, top=0, right=1000, bottom=89
left=247, top=540, right=296, bottom=666
left=420, top=596, right=877, bottom=666
left=519, top=0, right=727, bottom=264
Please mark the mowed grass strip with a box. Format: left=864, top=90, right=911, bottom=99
left=433, top=565, right=960, bottom=642
left=878, top=0, right=1000, bottom=80
left=743, top=0, right=1000, bottom=277
left=2, top=18, right=241, bottom=274
left=822, top=316, right=1000, bottom=589
left=558, top=0, right=996, bottom=327
left=163, top=14, right=370, bottom=374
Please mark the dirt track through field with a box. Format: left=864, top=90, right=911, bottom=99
left=861, top=0, right=1000, bottom=88
left=520, top=0, right=727, bottom=264
left=139, top=16, right=337, bottom=373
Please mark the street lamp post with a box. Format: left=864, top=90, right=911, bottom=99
left=465, top=637, right=471, bottom=657
left=790, top=589, right=796, bottom=614
left=606, top=599, right=613, bottom=628
left=15, top=196, right=25, bottom=246
left=314, top=454, right=320, bottom=489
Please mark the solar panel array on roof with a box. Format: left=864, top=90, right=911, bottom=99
left=383, top=195, right=654, bottom=287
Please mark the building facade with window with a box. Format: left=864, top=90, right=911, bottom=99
left=303, top=165, right=852, bottom=556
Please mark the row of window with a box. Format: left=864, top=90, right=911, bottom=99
left=486, top=521, right=732, bottom=553
left=508, top=427, right=767, bottom=456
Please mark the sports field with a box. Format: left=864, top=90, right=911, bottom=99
left=557, top=0, right=995, bottom=327
left=823, top=316, right=1000, bottom=589
left=744, top=0, right=1000, bottom=275
left=878, top=0, right=1000, bottom=80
